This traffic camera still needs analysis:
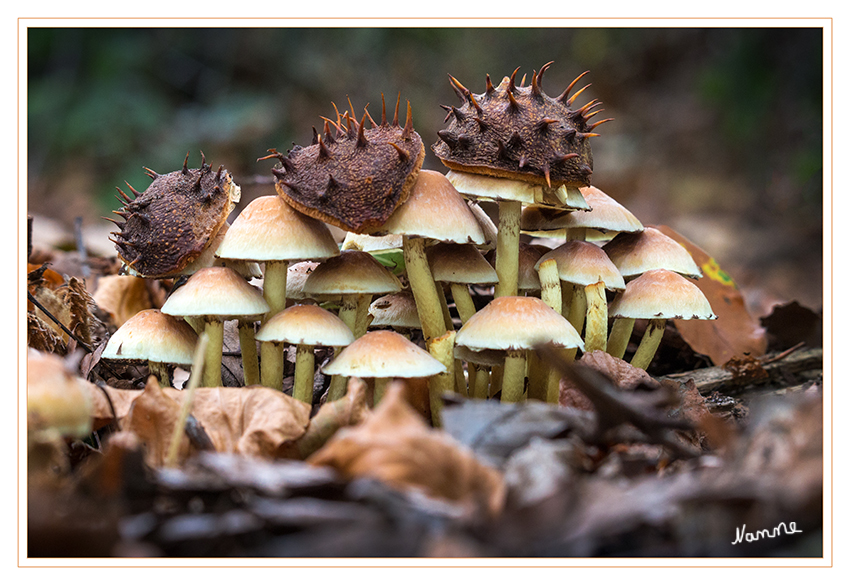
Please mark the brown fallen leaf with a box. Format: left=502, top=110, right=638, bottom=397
left=92, top=274, right=156, bottom=327
left=307, top=381, right=506, bottom=518
left=121, top=377, right=313, bottom=466
left=292, top=377, right=370, bottom=459
left=559, top=350, right=660, bottom=411
left=654, top=225, right=768, bottom=365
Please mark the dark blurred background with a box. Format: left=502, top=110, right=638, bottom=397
left=26, top=27, right=824, bottom=314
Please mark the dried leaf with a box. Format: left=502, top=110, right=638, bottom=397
left=559, top=350, right=659, bottom=411
left=760, top=300, right=823, bottom=351
left=63, top=277, right=94, bottom=346
left=92, top=274, right=155, bottom=327
left=293, top=377, right=370, bottom=459
left=308, top=382, right=506, bottom=517
left=27, top=312, right=66, bottom=354
left=123, top=377, right=189, bottom=467
left=655, top=225, right=768, bottom=364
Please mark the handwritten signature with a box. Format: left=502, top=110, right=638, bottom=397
left=732, top=522, right=803, bottom=545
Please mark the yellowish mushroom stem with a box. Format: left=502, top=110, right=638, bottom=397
left=450, top=283, right=477, bottom=323
left=501, top=349, right=526, bottom=403
left=427, top=330, right=456, bottom=427
left=202, top=318, right=224, bottom=388
left=148, top=361, right=171, bottom=387
left=238, top=320, right=260, bottom=386
left=435, top=283, right=454, bottom=332
left=538, top=258, right=562, bottom=313
left=607, top=317, right=635, bottom=360
left=494, top=200, right=522, bottom=298
left=565, top=285, right=586, bottom=361
left=293, top=344, right=315, bottom=404
left=326, top=294, right=360, bottom=400
left=354, top=294, right=373, bottom=338
left=260, top=259, right=288, bottom=390
left=526, top=350, right=548, bottom=402
left=403, top=236, right=446, bottom=342
left=631, top=318, right=666, bottom=370
left=166, top=332, right=208, bottom=468
left=473, top=366, right=490, bottom=399
left=584, top=281, right=608, bottom=353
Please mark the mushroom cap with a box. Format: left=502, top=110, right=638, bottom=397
left=368, top=291, right=422, bottom=329
left=302, top=250, right=402, bottom=296
left=375, top=170, right=486, bottom=244
left=322, top=330, right=446, bottom=378
left=455, top=296, right=584, bottom=352
left=521, top=185, right=643, bottom=235
left=341, top=232, right=403, bottom=253
left=535, top=240, right=626, bottom=290
left=608, top=269, right=717, bottom=320
left=161, top=266, right=270, bottom=319
left=27, top=348, right=93, bottom=440
left=517, top=242, right=546, bottom=292
left=256, top=304, right=355, bottom=347
left=602, top=226, right=702, bottom=279
left=215, top=195, right=339, bottom=263
left=446, top=169, right=590, bottom=209
left=285, top=261, right=341, bottom=302
left=466, top=200, right=499, bottom=250
left=427, top=242, right=498, bottom=285
left=103, top=309, right=198, bottom=365
left=112, top=155, right=240, bottom=278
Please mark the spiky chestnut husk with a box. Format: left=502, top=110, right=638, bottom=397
left=432, top=63, right=611, bottom=189
left=264, top=95, right=425, bottom=234
left=107, top=152, right=240, bottom=278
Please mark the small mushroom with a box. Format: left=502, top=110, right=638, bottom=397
left=102, top=308, right=198, bottom=386
left=256, top=305, right=355, bottom=404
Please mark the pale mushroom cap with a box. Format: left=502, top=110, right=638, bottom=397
left=322, top=330, right=446, bottom=378
left=256, top=304, right=355, bottom=347
left=427, top=242, right=499, bottom=285
left=608, top=269, right=717, bottom=320
left=368, top=292, right=422, bottom=329
left=602, top=226, right=702, bottom=279
left=467, top=201, right=498, bottom=250
left=521, top=185, right=643, bottom=234
left=455, top=296, right=585, bottom=352
left=215, top=195, right=340, bottom=262
left=535, top=240, right=626, bottom=290
left=377, top=170, right=486, bottom=244
left=446, top=169, right=590, bottom=210
left=27, top=348, right=92, bottom=439
left=103, top=309, right=198, bottom=365
left=161, top=266, right=270, bottom=319
left=341, top=232, right=403, bottom=253
left=302, top=250, right=402, bottom=296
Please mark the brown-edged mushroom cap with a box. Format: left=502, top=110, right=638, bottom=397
left=102, top=308, right=198, bottom=385
left=521, top=185, right=643, bottom=239
left=266, top=96, right=425, bottom=234
left=447, top=170, right=591, bottom=209
left=322, top=330, right=446, bottom=379
left=109, top=152, right=240, bottom=278
left=302, top=250, right=402, bottom=297
left=608, top=269, right=715, bottom=321
left=432, top=65, right=604, bottom=189
left=602, top=226, right=702, bottom=280
left=214, top=195, right=339, bottom=263
left=535, top=240, right=625, bottom=291
left=427, top=243, right=498, bottom=286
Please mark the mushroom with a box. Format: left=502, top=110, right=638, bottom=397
left=368, top=291, right=422, bottom=334
left=434, top=65, right=607, bottom=297
left=214, top=195, right=339, bottom=386
left=602, top=226, right=702, bottom=358
left=608, top=269, right=716, bottom=370
left=322, top=330, right=447, bottom=405
left=102, top=308, right=198, bottom=386
left=427, top=242, right=498, bottom=324
left=27, top=348, right=93, bottom=444
left=255, top=304, right=355, bottom=404
left=535, top=240, right=625, bottom=353
left=455, top=296, right=584, bottom=403
left=160, top=267, right=269, bottom=388
left=377, top=169, right=487, bottom=341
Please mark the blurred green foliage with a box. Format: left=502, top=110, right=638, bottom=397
left=27, top=27, right=822, bottom=222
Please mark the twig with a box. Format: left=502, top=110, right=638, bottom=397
left=760, top=342, right=806, bottom=365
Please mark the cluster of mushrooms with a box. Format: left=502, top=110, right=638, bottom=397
left=103, top=63, right=716, bottom=423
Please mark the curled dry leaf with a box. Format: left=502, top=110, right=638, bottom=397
left=292, top=377, right=370, bottom=459
left=559, top=350, right=659, bottom=411
left=92, top=274, right=156, bottom=327
left=120, top=377, right=313, bottom=467
left=307, top=381, right=506, bottom=518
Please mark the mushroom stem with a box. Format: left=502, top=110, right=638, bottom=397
left=293, top=344, right=315, bottom=404
left=327, top=294, right=360, bottom=400
left=403, top=236, right=446, bottom=342
left=490, top=364, right=504, bottom=398
left=631, top=318, right=666, bottom=370
left=607, top=317, right=635, bottom=360
left=260, top=259, right=288, bottom=390
left=260, top=341, right=284, bottom=390
left=450, top=283, right=477, bottom=324
left=354, top=294, right=372, bottom=337
left=435, top=283, right=454, bottom=331
left=473, top=366, right=490, bottom=399
left=494, top=200, right=522, bottom=298
left=501, top=349, right=526, bottom=403
left=538, top=258, right=562, bottom=313
left=373, top=377, right=390, bottom=405
left=202, top=318, right=224, bottom=388
left=427, top=330, right=457, bottom=427
left=565, top=285, right=586, bottom=360
left=148, top=361, right=171, bottom=387
left=584, top=281, right=608, bottom=352
left=526, top=350, right=547, bottom=402
left=238, top=320, right=260, bottom=386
